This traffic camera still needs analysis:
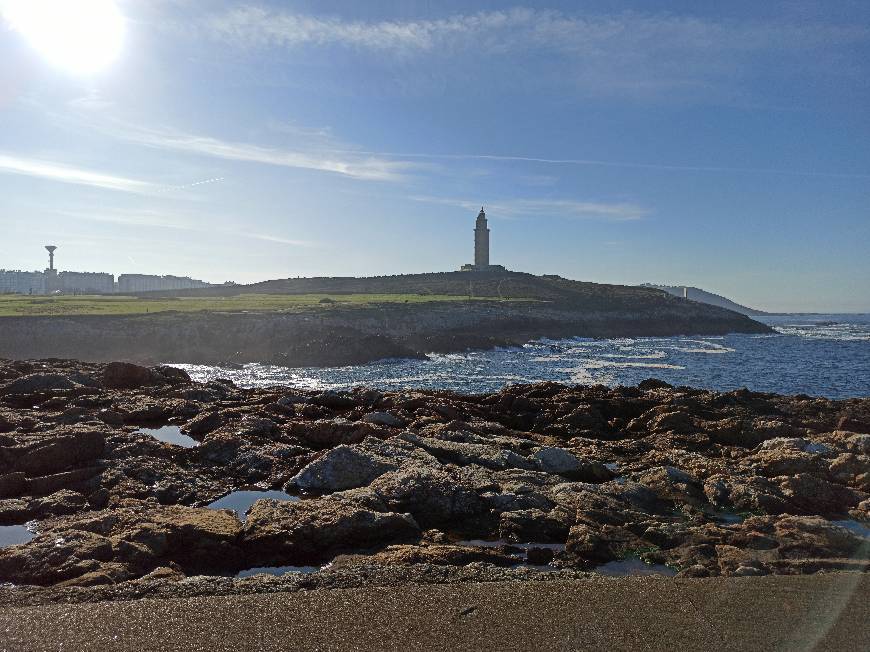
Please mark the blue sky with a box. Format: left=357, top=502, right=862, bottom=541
left=1, top=0, right=868, bottom=312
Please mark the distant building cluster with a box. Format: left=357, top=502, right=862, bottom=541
left=0, top=270, right=46, bottom=295
left=117, top=274, right=211, bottom=293
left=0, top=246, right=214, bottom=295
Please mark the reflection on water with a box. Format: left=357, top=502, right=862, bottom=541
left=173, top=314, right=870, bottom=399
left=138, top=425, right=199, bottom=448
left=0, top=524, right=35, bottom=548
left=833, top=519, right=870, bottom=539
left=236, top=565, right=320, bottom=578
left=595, top=558, right=677, bottom=577
left=207, top=490, right=299, bottom=520
left=709, top=510, right=746, bottom=525
left=456, top=539, right=566, bottom=552
left=456, top=539, right=566, bottom=571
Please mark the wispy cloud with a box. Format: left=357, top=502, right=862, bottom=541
left=57, top=208, right=316, bottom=247
left=379, top=151, right=870, bottom=180
left=0, top=153, right=155, bottom=194
left=100, top=123, right=411, bottom=182
left=56, top=208, right=195, bottom=231
left=207, top=6, right=869, bottom=56
left=204, top=7, right=869, bottom=98
left=413, top=196, right=646, bottom=221
left=66, top=90, right=114, bottom=113
left=245, top=232, right=313, bottom=247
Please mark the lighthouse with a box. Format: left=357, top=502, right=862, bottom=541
left=474, top=207, right=490, bottom=267
left=460, top=206, right=505, bottom=272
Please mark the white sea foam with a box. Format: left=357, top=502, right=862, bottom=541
left=170, top=315, right=870, bottom=399
left=600, top=351, right=668, bottom=360
left=570, top=360, right=686, bottom=370
left=676, top=347, right=735, bottom=354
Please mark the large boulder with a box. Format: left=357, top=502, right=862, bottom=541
left=532, top=447, right=612, bottom=481
left=183, top=410, right=225, bottom=437
left=749, top=450, right=826, bottom=477
left=533, top=447, right=581, bottom=474
left=637, top=466, right=705, bottom=507
left=704, top=474, right=794, bottom=515
left=291, top=419, right=385, bottom=448
left=498, top=508, right=571, bottom=542
left=14, top=430, right=105, bottom=477
left=843, top=433, right=870, bottom=455
left=242, top=497, right=420, bottom=565
left=0, top=374, right=78, bottom=395
left=0, top=503, right=244, bottom=585
left=400, top=432, right=536, bottom=471
left=290, top=445, right=399, bottom=493
left=102, top=362, right=154, bottom=389
left=156, top=505, right=244, bottom=569
left=0, top=530, right=114, bottom=586
left=26, top=466, right=104, bottom=496
left=0, top=471, right=26, bottom=498
left=102, top=363, right=191, bottom=390
left=288, top=437, right=440, bottom=493
left=361, top=411, right=406, bottom=428
left=646, top=410, right=696, bottom=435
left=769, top=515, right=867, bottom=560
left=354, top=465, right=486, bottom=527
left=778, top=474, right=867, bottom=516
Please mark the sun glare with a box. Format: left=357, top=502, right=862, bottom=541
left=1, top=0, right=124, bottom=75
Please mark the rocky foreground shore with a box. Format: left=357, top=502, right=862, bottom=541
left=0, top=358, right=867, bottom=606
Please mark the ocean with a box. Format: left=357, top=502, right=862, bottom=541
left=174, top=314, right=870, bottom=399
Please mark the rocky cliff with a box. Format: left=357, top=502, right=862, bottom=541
left=0, top=299, right=771, bottom=367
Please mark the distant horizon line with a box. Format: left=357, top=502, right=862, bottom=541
left=1, top=267, right=867, bottom=314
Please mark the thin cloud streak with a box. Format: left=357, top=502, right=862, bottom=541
left=412, top=196, right=646, bottom=221
left=0, top=153, right=155, bottom=194
left=349, top=150, right=870, bottom=180
left=102, top=123, right=411, bottom=182
left=56, top=208, right=316, bottom=248
left=245, top=232, right=315, bottom=247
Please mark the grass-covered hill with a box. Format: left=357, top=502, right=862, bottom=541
left=0, top=293, right=494, bottom=318
left=159, top=271, right=687, bottom=310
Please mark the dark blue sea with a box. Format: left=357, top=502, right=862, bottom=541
left=176, top=314, right=870, bottom=399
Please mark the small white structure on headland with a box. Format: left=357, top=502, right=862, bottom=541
left=460, top=206, right=506, bottom=272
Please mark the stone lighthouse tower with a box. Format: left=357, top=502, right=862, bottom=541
left=474, top=207, right=490, bottom=268
left=460, top=205, right=505, bottom=271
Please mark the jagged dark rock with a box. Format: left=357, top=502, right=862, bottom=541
left=0, top=357, right=866, bottom=606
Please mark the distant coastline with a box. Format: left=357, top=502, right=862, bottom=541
left=0, top=272, right=771, bottom=367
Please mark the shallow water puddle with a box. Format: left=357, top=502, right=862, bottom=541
left=207, top=490, right=299, bottom=520
left=137, top=425, right=199, bottom=448
left=456, top=539, right=566, bottom=553
left=0, top=524, right=35, bottom=548
left=456, top=539, right=567, bottom=570
left=595, top=558, right=677, bottom=577
left=709, top=510, right=746, bottom=525
left=833, top=519, right=870, bottom=539
left=236, top=565, right=320, bottom=578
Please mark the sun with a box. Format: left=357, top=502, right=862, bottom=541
left=1, top=0, right=124, bottom=75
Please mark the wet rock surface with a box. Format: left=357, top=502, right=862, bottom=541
left=0, top=359, right=867, bottom=606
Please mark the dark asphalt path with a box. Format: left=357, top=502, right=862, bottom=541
left=1, top=574, right=868, bottom=651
